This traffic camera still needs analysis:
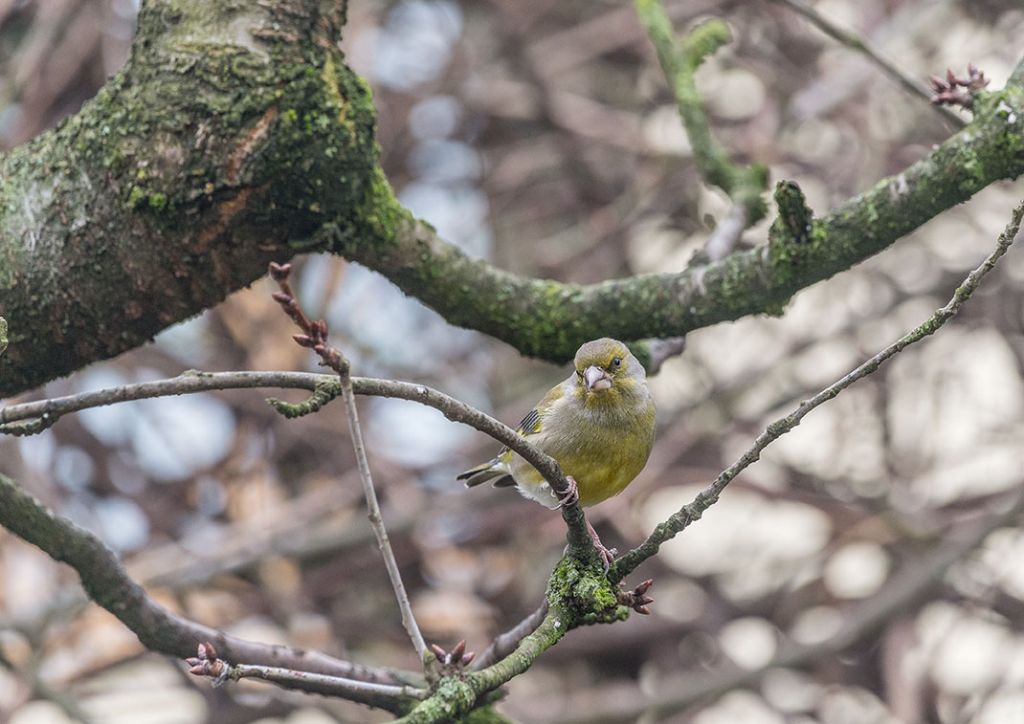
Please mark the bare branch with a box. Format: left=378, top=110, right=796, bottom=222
left=702, top=203, right=748, bottom=262
left=343, top=371, right=430, bottom=662
left=0, top=474, right=417, bottom=711
left=0, top=369, right=597, bottom=558
left=611, top=198, right=1024, bottom=583
left=554, top=490, right=1024, bottom=723
left=267, top=262, right=429, bottom=662
left=768, top=0, right=965, bottom=127
left=471, top=601, right=550, bottom=672
left=187, top=641, right=426, bottom=703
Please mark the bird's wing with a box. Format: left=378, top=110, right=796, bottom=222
left=457, top=381, right=565, bottom=488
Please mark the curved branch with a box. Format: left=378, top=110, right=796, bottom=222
left=0, top=368, right=593, bottom=555
left=767, top=0, right=965, bottom=127
left=610, top=199, right=1024, bottom=583
left=0, top=474, right=420, bottom=712
left=0, top=0, right=1021, bottom=397
left=555, top=490, right=1024, bottom=723
left=340, top=73, right=1024, bottom=368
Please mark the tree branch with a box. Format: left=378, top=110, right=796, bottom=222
left=610, top=198, right=1024, bottom=583
left=555, top=490, right=1024, bottom=723
left=0, top=368, right=596, bottom=560
left=633, top=1, right=768, bottom=230
left=1, top=0, right=1021, bottom=396
left=767, top=0, right=965, bottom=127
left=0, top=474, right=420, bottom=712
left=265, top=260, right=431, bottom=665
left=187, top=641, right=427, bottom=705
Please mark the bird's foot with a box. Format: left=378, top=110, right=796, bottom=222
left=617, top=578, right=655, bottom=615
left=585, top=517, right=617, bottom=571
left=555, top=475, right=580, bottom=509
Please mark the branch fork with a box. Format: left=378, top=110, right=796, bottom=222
left=268, top=261, right=428, bottom=664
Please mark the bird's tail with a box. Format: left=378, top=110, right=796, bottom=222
left=457, top=460, right=514, bottom=488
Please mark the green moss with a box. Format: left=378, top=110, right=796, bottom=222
left=680, top=18, right=731, bottom=70
left=546, top=556, right=625, bottom=626
left=399, top=677, right=477, bottom=723
left=355, top=166, right=410, bottom=243
left=266, top=379, right=341, bottom=418
left=126, top=186, right=171, bottom=214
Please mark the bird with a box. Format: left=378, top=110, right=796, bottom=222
left=457, top=338, right=656, bottom=566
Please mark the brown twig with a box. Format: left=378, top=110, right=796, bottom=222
left=0, top=378, right=596, bottom=561
left=187, top=641, right=426, bottom=703
left=767, top=0, right=965, bottom=127
left=268, top=262, right=428, bottom=663
left=610, top=199, right=1024, bottom=583
left=0, top=474, right=415, bottom=709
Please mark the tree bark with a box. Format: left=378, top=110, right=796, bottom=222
left=0, top=0, right=1022, bottom=397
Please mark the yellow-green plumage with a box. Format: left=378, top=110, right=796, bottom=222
left=458, top=338, right=656, bottom=508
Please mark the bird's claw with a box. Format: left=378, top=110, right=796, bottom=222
left=617, top=578, right=655, bottom=615
left=594, top=542, right=617, bottom=572
left=555, top=476, right=579, bottom=509
left=585, top=516, right=616, bottom=571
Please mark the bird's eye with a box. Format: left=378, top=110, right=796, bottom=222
left=576, top=369, right=583, bottom=378
left=611, top=357, right=622, bottom=368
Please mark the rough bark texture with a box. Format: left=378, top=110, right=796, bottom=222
left=0, top=0, right=384, bottom=395
left=0, top=0, right=1022, bottom=397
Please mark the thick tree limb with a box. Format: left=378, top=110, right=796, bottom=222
left=0, top=0, right=1021, bottom=396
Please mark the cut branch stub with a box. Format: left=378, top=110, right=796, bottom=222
left=770, top=180, right=815, bottom=245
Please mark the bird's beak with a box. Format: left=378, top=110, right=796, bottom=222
left=584, top=365, right=612, bottom=392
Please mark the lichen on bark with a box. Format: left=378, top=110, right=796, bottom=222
left=0, top=0, right=379, bottom=396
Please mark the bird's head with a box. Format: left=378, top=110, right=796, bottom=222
left=573, top=338, right=645, bottom=400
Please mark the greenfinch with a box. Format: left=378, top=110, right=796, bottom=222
left=458, top=338, right=656, bottom=562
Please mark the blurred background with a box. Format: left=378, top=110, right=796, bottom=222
left=1, top=0, right=1024, bottom=722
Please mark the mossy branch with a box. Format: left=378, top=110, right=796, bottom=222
left=0, top=0, right=1021, bottom=406
left=0, top=473, right=419, bottom=710
left=633, top=1, right=768, bottom=222
left=610, top=199, right=1024, bottom=583
left=267, top=378, right=341, bottom=418
left=336, top=74, right=1023, bottom=366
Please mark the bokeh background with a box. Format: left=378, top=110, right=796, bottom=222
left=2, top=0, right=1024, bottom=722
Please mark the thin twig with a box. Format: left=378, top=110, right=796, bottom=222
left=0, top=474, right=417, bottom=710
left=702, top=203, right=747, bottom=262
left=553, top=489, right=1024, bottom=723
left=0, top=371, right=595, bottom=556
left=0, top=372, right=547, bottom=478
left=767, top=0, right=964, bottom=128
left=267, top=262, right=429, bottom=663
left=611, top=199, right=1024, bottom=583
left=471, top=601, right=550, bottom=672
left=187, top=641, right=427, bottom=702
left=341, top=371, right=428, bottom=662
